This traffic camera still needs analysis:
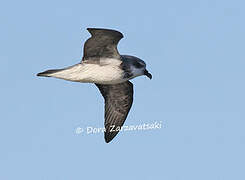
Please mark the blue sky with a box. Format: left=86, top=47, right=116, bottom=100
left=0, top=0, right=245, bottom=179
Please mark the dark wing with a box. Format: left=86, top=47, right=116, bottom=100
left=95, top=81, right=133, bottom=143
left=82, top=28, right=123, bottom=62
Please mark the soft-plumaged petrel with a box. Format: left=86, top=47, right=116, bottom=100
left=37, top=28, right=152, bottom=143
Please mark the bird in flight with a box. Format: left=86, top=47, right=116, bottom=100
left=37, top=28, right=152, bottom=143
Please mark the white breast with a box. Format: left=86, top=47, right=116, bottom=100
left=50, top=59, right=125, bottom=84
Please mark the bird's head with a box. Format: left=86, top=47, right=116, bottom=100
left=121, top=55, right=152, bottom=79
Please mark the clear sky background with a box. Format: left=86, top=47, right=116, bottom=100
left=0, top=0, right=245, bottom=179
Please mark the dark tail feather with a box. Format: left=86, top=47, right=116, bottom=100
left=37, top=69, right=63, bottom=77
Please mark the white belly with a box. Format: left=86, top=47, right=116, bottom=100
left=50, top=63, right=125, bottom=84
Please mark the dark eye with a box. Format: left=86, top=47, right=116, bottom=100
left=134, top=62, right=144, bottom=68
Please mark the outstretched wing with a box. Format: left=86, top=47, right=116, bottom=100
left=83, top=28, right=123, bottom=62
left=95, top=81, right=133, bottom=143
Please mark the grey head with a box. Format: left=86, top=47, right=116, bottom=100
left=121, top=55, right=152, bottom=80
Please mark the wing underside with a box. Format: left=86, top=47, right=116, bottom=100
left=95, top=81, right=133, bottom=143
left=82, top=28, right=123, bottom=62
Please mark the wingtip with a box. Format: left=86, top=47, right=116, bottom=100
left=86, top=27, right=124, bottom=38
left=104, top=132, right=116, bottom=143
left=104, top=135, right=113, bottom=143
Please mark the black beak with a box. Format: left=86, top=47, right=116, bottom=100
left=144, top=69, right=152, bottom=79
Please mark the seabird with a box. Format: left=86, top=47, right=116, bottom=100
left=37, top=28, right=152, bottom=143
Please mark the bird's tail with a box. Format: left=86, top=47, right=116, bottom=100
left=37, top=64, right=85, bottom=82
left=37, top=69, right=64, bottom=77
